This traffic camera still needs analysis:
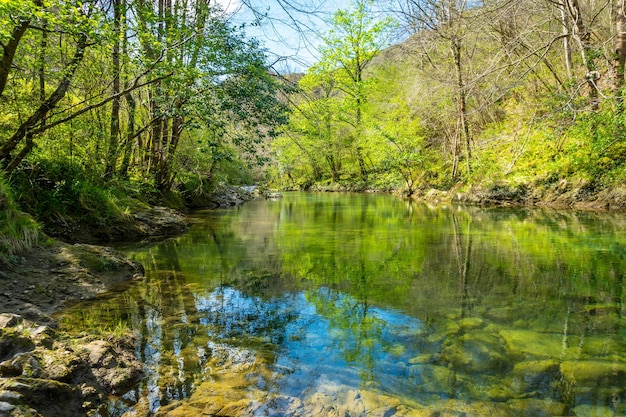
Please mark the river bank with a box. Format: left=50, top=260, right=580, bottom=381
left=421, top=180, right=626, bottom=210
left=306, top=179, right=626, bottom=211
left=0, top=186, right=256, bottom=417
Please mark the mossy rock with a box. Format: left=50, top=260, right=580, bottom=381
left=485, top=307, right=517, bottom=323
left=441, top=331, right=511, bottom=374
left=506, top=359, right=561, bottom=395
left=459, top=317, right=485, bottom=330
left=499, top=329, right=573, bottom=360
left=507, top=398, right=568, bottom=416
left=407, top=364, right=455, bottom=395
left=560, top=361, right=626, bottom=387
left=0, top=377, right=83, bottom=417
left=426, top=319, right=460, bottom=343
left=566, top=386, right=625, bottom=415
left=0, top=329, right=35, bottom=363
left=426, top=399, right=517, bottom=417
left=572, top=404, right=617, bottom=417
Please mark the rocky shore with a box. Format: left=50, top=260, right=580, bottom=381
left=414, top=181, right=626, bottom=210
left=0, top=186, right=260, bottom=417
left=0, top=242, right=147, bottom=417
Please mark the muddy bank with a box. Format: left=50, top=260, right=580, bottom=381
left=0, top=242, right=144, bottom=324
left=43, top=206, right=189, bottom=244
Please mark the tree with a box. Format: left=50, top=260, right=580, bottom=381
left=276, top=0, right=396, bottom=186
left=393, top=0, right=476, bottom=177
left=614, top=0, right=626, bottom=111
left=319, top=0, right=396, bottom=179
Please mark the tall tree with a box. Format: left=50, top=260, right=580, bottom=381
left=615, top=0, right=626, bottom=111
left=316, top=0, right=396, bottom=179
left=394, top=0, right=475, bottom=177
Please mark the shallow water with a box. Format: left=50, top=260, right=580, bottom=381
left=57, top=193, right=626, bottom=416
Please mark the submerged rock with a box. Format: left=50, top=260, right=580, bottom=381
left=441, top=330, right=511, bottom=374
left=499, top=329, right=569, bottom=360
left=507, top=398, right=568, bottom=416
left=407, top=364, right=455, bottom=395
left=560, top=360, right=626, bottom=387
left=573, top=404, right=617, bottom=417
left=507, top=359, right=561, bottom=395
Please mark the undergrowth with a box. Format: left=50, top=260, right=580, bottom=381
left=0, top=172, right=40, bottom=264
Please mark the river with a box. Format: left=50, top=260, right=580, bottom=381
left=56, top=192, right=626, bottom=416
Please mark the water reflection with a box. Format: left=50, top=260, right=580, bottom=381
left=56, top=193, right=626, bottom=416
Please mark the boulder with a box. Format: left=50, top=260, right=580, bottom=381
left=0, top=377, right=84, bottom=417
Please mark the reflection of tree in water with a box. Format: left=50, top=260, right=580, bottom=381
left=306, top=287, right=381, bottom=382
left=71, top=195, right=626, bottom=415
left=122, top=227, right=295, bottom=413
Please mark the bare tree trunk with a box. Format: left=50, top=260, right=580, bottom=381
left=558, top=1, right=573, bottom=78
left=119, top=91, right=136, bottom=179
left=568, top=0, right=599, bottom=108
left=615, top=0, right=626, bottom=112
left=452, top=38, right=471, bottom=175
left=105, top=0, right=122, bottom=179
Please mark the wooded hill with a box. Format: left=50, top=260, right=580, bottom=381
left=271, top=0, right=626, bottom=203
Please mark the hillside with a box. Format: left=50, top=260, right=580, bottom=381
left=270, top=0, right=626, bottom=209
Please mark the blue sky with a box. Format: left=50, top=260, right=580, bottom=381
left=219, top=0, right=345, bottom=73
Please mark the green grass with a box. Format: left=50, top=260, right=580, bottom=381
left=0, top=172, right=40, bottom=264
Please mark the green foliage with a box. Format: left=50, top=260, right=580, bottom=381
left=0, top=173, right=40, bottom=264
left=11, top=158, right=131, bottom=228
left=274, top=0, right=398, bottom=189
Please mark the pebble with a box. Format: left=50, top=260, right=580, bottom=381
left=0, top=402, right=15, bottom=412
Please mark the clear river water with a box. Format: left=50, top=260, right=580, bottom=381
left=57, top=192, right=626, bottom=416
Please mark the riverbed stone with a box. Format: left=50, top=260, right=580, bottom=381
left=427, top=319, right=460, bottom=343
left=409, top=354, right=435, bottom=364
left=499, top=329, right=572, bottom=360
left=408, top=364, right=455, bottom=395
left=506, top=359, right=561, bottom=395
left=441, top=330, right=511, bottom=374
left=507, top=398, right=568, bottom=416
left=560, top=360, right=626, bottom=386
left=573, top=404, right=616, bottom=417
left=426, top=399, right=517, bottom=417
left=459, top=317, right=485, bottom=330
